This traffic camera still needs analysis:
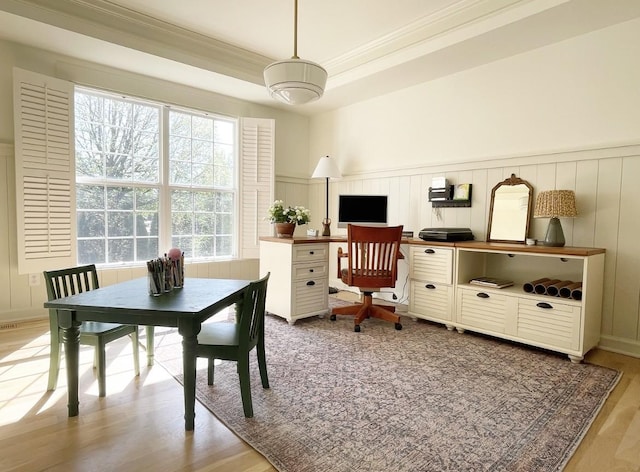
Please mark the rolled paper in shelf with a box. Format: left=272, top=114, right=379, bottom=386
left=534, top=279, right=561, bottom=295
left=523, top=277, right=549, bottom=293
left=559, top=281, right=582, bottom=298
left=546, top=280, right=573, bottom=297
left=571, top=283, right=583, bottom=301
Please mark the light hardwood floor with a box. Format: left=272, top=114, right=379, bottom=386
left=1, top=317, right=639, bottom=471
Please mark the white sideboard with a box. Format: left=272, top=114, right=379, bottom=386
left=259, top=237, right=605, bottom=361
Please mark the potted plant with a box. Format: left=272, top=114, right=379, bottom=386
left=267, top=200, right=311, bottom=238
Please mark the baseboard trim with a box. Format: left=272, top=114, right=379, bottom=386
left=598, top=335, right=640, bottom=359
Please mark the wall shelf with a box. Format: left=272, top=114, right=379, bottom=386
left=429, top=184, right=472, bottom=208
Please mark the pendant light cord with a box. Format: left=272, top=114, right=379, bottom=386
left=292, top=0, right=299, bottom=59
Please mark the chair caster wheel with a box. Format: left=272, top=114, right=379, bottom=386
left=354, top=325, right=361, bottom=332
left=330, top=314, right=336, bottom=321
left=395, top=323, right=402, bottom=330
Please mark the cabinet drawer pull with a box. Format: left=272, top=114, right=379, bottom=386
left=424, top=249, right=435, bottom=254
left=306, top=280, right=315, bottom=286
left=309, top=251, right=314, bottom=255
left=425, top=284, right=436, bottom=289
left=536, top=302, right=553, bottom=309
left=476, top=292, right=489, bottom=298
left=309, top=268, right=314, bottom=272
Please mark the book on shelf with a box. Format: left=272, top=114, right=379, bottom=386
left=469, top=276, right=514, bottom=289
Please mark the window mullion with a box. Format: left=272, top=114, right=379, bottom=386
left=159, top=106, right=172, bottom=253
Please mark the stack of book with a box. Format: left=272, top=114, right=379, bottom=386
left=469, top=276, right=514, bottom=289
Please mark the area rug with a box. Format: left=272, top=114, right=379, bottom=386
left=152, top=298, right=621, bottom=472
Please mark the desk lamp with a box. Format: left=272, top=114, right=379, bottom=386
left=533, top=190, right=577, bottom=247
left=312, top=155, right=341, bottom=236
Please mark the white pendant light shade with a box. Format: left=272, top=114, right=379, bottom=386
left=264, top=58, right=327, bottom=105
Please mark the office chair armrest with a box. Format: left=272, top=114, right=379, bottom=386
left=337, top=247, right=349, bottom=277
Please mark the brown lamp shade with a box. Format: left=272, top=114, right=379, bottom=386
left=534, top=190, right=578, bottom=218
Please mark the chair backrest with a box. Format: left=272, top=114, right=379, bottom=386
left=237, top=272, right=270, bottom=351
left=344, top=224, right=403, bottom=289
left=43, top=264, right=100, bottom=301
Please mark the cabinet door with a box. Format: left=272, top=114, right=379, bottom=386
left=457, top=287, right=515, bottom=334
left=410, top=247, right=453, bottom=284
left=517, top=299, right=581, bottom=351
left=409, top=281, right=453, bottom=321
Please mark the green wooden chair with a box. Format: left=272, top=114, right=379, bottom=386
left=44, top=264, right=140, bottom=397
left=196, top=273, right=270, bottom=418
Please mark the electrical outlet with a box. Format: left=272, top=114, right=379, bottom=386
left=29, top=273, right=40, bottom=286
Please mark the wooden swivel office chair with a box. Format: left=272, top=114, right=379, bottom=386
left=196, top=273, right=270, bottom=418
left=330, top=224, right=404, bottom=332
left=44, top=264, right=140, bottom=397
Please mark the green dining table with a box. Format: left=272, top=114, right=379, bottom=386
left=44, top=277, right=251, bottom=431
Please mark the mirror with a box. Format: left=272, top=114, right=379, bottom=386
left=487, top=174, right=533, bottom=243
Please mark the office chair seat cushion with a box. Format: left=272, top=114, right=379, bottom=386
left=197, top=322, right=241, bottom=347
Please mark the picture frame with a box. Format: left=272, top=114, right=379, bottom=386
left=453, top=183, right=471, bottom=201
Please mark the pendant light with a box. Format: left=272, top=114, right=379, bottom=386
left=263, top=0, right=327, bottom=105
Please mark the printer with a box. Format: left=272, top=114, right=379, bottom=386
left=419, top=227, right=474, bottom=242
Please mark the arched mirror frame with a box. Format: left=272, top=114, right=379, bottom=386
left=486, top=174, right=534, bottom=243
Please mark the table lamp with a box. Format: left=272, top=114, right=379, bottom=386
left=533, top=190, right=577, bottom=247
left=311, top=155, right=341, bottom=236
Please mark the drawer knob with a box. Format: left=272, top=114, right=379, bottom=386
left=536, top=302, right=553, bottom=309
left=309, top=251, right=314, bottom=255
left=425, top=284, right=436, bottom=289
left=306, top=280, right=315, bottom=286
left=309, top=269, right=314, bottom=272
left=425, top=249, right=435, bottom=254
left=476, top=292, right=489, bottom=299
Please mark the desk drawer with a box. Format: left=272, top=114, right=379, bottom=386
left=410, top=246, right=453, bottom=284
left=293, top=261, right=328, bottom=280
left=294, top=277, right=328, bottom=314
left=293, top=244, right=328, bottom=263
left=409, top=281, right=453, bottom=321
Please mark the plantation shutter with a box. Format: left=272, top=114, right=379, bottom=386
left=239, top=117, right=274, bottom=259
left=13, top=68, right=75, bottom=275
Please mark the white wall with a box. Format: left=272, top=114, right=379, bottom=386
left=302, top=17, right=640, bottom=357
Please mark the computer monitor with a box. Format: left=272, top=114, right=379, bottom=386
left=338, top=195, right=388, bottom=228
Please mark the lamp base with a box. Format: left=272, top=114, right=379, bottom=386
left=542, top=217, right=566, bottom=247
left=321, top=218, right=331, bottom=237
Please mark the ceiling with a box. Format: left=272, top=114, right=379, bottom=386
left=1, top=0, right=640, bottom=115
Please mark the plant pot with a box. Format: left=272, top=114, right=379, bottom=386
left=275, top=222, right=296, bottom=238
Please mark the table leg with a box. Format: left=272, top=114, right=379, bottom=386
left=145, top=326, right=155, bottom=366
left=58, top=311, right=81, bottom=417
left=178, top=320, right=200, bottom=431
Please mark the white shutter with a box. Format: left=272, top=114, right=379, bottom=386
left=239, top=118, right=274, bottom=259
left=13, top=68, right=75, bottom=275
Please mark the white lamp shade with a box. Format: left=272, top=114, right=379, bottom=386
left=264, top=58, right=327, bottom=105
left=312, top=155, right=341, bottom=179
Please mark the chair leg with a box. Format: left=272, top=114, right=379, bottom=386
left=207, top=358, right=215, bottom=386
left=47, top=340, right=61, bottom=391
left=97, top=340, right=107, bottom=397
left=257, top=341, right=270, bottom=389
left=131, top=329, right=140, bottom=376
left=238, top=354, right=254, bottom=418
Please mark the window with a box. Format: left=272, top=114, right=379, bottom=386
left=13, top=68, right=274, bottom=275
left=75, top=89, right=237, bottom=265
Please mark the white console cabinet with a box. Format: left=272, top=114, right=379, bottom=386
left=259, top=238, right=329, bottom=324
left=453, top=242, right=605, bottom=363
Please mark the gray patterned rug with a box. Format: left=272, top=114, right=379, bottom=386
left=152, top=298, right=620, bottom=472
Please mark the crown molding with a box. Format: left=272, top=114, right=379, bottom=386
left=0, top=0, right=273, bottom=85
